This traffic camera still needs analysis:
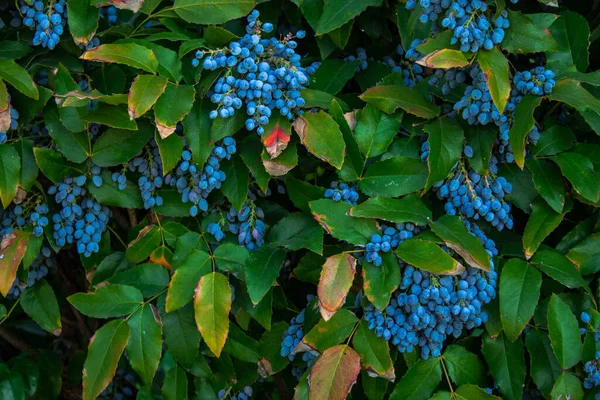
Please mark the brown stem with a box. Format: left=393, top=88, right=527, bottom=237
left=0, top=327, right=30, bottom=351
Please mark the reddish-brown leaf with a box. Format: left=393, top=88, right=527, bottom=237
left=262, top=115, right=291, bottom=158
left=0, top=231, right=30, bottom=296
left=308, top=345, right=361, bottom=400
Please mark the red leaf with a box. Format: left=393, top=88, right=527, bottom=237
left=262, top=115, right=291, bottom=158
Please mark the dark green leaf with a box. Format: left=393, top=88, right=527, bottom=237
left=310, top=59, right=359, bottom=95
left=547, top=294, right=582, bottom=369
left=388, top=358, right=442, bottom=400
left=443, top=345, right=486, bottom=387
left=502, top=10, right=558, bottom=54
left=526, top=158, right=565, bottom=214
left=293, top=111, right=345, bottom=169
left=360, top=85, right=440, bottom=118
left=316, top=0, right=383, bottom=34
left=551, top=152, right=600, bottom=203
left=355, top=105, right=402, bottom=159
left=173, top=0, right=254, bottom=25
left=245, top=246, right=286, bottom=305
left=221, top=155, right=249, bottom=211
left=362, top=251, right=400, bottom=310
left=310, top=199, right=377, bottom=245
left=126, top=225, right=162, bottom=264
left=525, top=328, right=562, bottom=398
left=68, top=284, right=143, bottom=318
left=0, top=144, right=21, bottom=207
left=20, top=280, right=62, bottom=336
left=359, top=156, right=427, bottom=198
left=423, top=117, right=464, bottom=190
left=397, top=239, right=465, bottom=274
left=508, top=95, right=542, bottom=168
left=108, top=263, right=169, bottom=298
left=268, top=212, right=323, bottom=254
left=126, top=304, right=162, bottom=386
left=482, top=333, right=526, bottom=400
left=82, top=43, right=159, bottom=73
left=523, top=197, right=568, bottom=260
left=353, top=319, right=394, bottom=381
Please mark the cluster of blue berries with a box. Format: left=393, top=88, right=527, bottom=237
left=453, top=67, right=499, bottom=126
left=324, top=181, right=359, bottom=205
left=436, top=169, right=514, bottom=231
left=127, top=141, right=165, bottom=209
left=0, top=200, right=49, bottom=237
left=207, top=221, right=226, bottom=241
left=513, top=67, right=556, bottom=96
left=430, top=69, right=467, bottom=95
left=164, top=138, right=236, bottom=216
left=192, top=10, right=318, bottom=135
left=0, top=106, right=19, bottom=145
left=225, top=202, right=265, bottom=251
left=99, top=6, right=118, bottom=25
left=345, top=48, right=370, bottom=72
left=5, top=247, right=54, bottom=299
left=580, top=312, right=600, bottom=391
left=447, top=9, right=511, bottom=52
left=365, top=223, right=421, bottom=267
left=280, top=296, right=317, bottom=378
left=19, top=0, right=67, bottom=49
left=98, top=369, right=136, bottom=399
left=218, top=386, right=253, bottom=400
left=47, top=176, right=111, bottom=257
left=364, top=257, right=497, bottom=359
left=382, top=42, right=425, bottom=87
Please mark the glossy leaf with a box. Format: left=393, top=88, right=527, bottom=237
left=388, top=358, right=442, bottom=400
left=300, top=309, right=357, bottom=353
left=352, top=319, right=395, bottom=381
left=397, top=239, right=464, bottom=275
left=482, top=333, right=526, bottom=400
left=194, top=272, right=232, bottom=357
left=82, top=43, right=158, bottom=73
left=310, top=199, right=378, bottom=245
left=173, top=0, right=254, bottom=25
left=359, top=156, right=428, bottom=198
left=551, top=152, right=600, bottom=203
left=20, top=280, right=62, bottom=336
left=526, top=158, right=565, bottom=213
left=443, top=345, right=486, bottom=387
left=547, top=294, right=581, bottom=369
left=349, top=195, right=431, bottom=226
left=0, top=231, right=30, bottom=296
left=0, top=144, right=21, bottom=208
left=523, top=197, right=568, bottom=260
left=317, top=253, right=357, bottom=320
left=127, top=75, right=168, bottom=119
left=293, top=111, right=345, bottom=169
left=268, top=212, right=324, bottom=255
left=354, top=105, right=402, bottom=159
left=362, top=251, right=401, bottom=310
left=360, top=85, right=441, bottom=118
left=67, top=284, right=143, bottom=318
left=423, top=117, right=464, bottom=190
left=126, top=304, right=162, bottom=386
left=477, top=46, right=511, bottom=114
left=508, top=95, right=542, bottom=168
left=245, top=246, right=286, bottom=305
left=525, top=328, right=562, bottom=397
left=499, top=259, right=542, bottom=341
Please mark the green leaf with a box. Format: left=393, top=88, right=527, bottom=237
left=0, top=144, right=21, bottom=207
left=397, top=239, right=465, bottom=274
left=91, top=252, right=130, bottom=286
left=526, top=158, right=565, bottom=214
left=126, top=225, right=162, bottom=264
left=551, top=152, right=600, bottom=203
left=525, top=328, right=562, bottom=398
left=482, top=333, right=526, bottom=400
left=463, top=124, right=497, bottom=176
left=162, top=365, right=188, bottom=400
left=547, top=12, right=590, bottom=74
left=362, top=251, right=400, bottom=310
left=0, top=41, right=33, bottom=60
left=268, top=212, right=323, bottom=254
left=360, top=85, right=440, bottom=118
left=310, top=59, right=359, bottom=95
left=84, top=104, right=138, bottom=130
left=258, top=322, right=290, bottom=375
left=300, top=308, right=358, bottom=353
left=328, top=20, right=353, bottom=49
left=307, top=345, right=361, bottom=400
left=502, top=10, right=558, bottom=54
left=67, top=0, right=99, bottom=45
left=82, top=43, right=159, bottom=73
left=499, top=259, right=542, bottom=341
left=291, top=0, right=323, bottom=31
left=566, top=232, right=600, bottom=275
left=127, top=75, right=168, bottom=119
left=166, top=237, right=211, bottom=312
left=194, top=272, right=232, bottom=357
left=238, top=135, right=270, bottom=192
left=430, top=215, right=490, bottom=271
left=547, top=294, right=581, bottom=369
left=359, top=156, right=427, bottom=198
left=349, top=195, right=431, bottom=226
left=550, top=372, right=584, bottom=400
left=285, top=176, right=325, bottom=213
left=316, top=0, right=383, bottom=34
left=293, top=111, right=345, bottom=169
left=20, top=280, right=62, bottom=336
left=330, top=99, right=364, bottom=181
left=213, top=243, right=249, bottom=278
left=87, top=170, right=144, bottom=209
left=0, top=60, right=38, bottom=99
left=126, top=305, right=162, bottom=386
left=508, top=95, right=542, bottom=168
left=317, top=253, right=357, bottom=320
left=221, top=155, right=249, bottom=211
left=44, top=103, right=89, bottom=163
left=443, top=345, right=486, bottom=387
left=531, top=249, right=589, bottom=290
left=159, top=297, right=200, bottom=369
left=183, top=99, right=213, bottom=168
left=245, top=246, right=286, bottom=305
left=547, top=78, right=600, bottom=113
left=352, top=319, right=394, bottom=381
left=455, top=385, right=501, bottom=400
left=523, top=197, right=568, bottom=260
left=423, top=117, right=464, bottom=190
left=68, top=284, right=143, bottom=318
left=388, top=358, right=442, bottom=400
left=155, top=132, right=183, bottom=175
left=154, top=83, right=195, bottom=138
left=173, top=0, right=254, bottom=25
left=354, top=105, right=402, bottom=159
left=223, top=323, right=260, bottom=363
left=477, top=46, right=510, bottom=114
left=82, top=319, right=130, bottom=400
left=0, top=363, right=25, bottom=400
left=34, top=147, right=84, bottom=183
left=531, top=125, right=576, bottom=157
left=14, top=139, right=38, bottom=191
left=108, top=263, right=169, bottom=298
left=310, top=199, right=378, bottom=245
left=498, top=163, right=538, bottom=213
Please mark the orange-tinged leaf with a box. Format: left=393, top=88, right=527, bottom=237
left=128, top=75, right=168, bottom=120
left=317, top=253, right=357, bottom=321
left=0, top=231, right=30, bottom=296
left=150, top=245, right=173, bottom=270
left=194, top=272, right=232, bottom=357
left=0, top=79, right=9, bottom=132
left=308, top=345, right=361, bottom=400
left=262, top=115, right=291, bottom=158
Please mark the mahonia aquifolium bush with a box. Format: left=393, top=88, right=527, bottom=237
left=0, top=0, right=600, bottom=399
